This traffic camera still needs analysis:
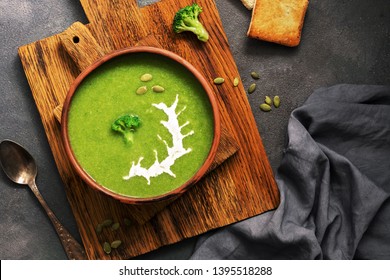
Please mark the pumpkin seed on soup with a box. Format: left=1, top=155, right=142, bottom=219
left=152, top=85, right=165, bottom=93
left=140, top=73, right=153, bottom=82
left=136, top=86, right=148, bottom=95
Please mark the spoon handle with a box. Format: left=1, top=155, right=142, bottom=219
left=29, top=180, right=88, bottom=260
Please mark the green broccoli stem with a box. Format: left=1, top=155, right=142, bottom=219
left=196, top=26, right=209, bottom=42
left=184, top=19, right=209, bottom=42
left=122, top=130, right=134, bottom=144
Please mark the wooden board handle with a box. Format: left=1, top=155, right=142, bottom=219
left=59, top=22, right=105, bottom=71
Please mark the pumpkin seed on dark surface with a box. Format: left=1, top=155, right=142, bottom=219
left=273, top=96, right=281, bottom=108
left=248, top=83, right=256, bottom=94
left=260, top=103, right=272, bottom=112
left=250, top=71, right=260, bottom=79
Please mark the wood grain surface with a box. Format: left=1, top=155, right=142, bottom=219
left=18, top=0, right=280, bottom=259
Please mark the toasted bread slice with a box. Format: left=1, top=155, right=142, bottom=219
left=240, top=0, right=255, bottom=10
left=247, top=0, right=309, bottom=47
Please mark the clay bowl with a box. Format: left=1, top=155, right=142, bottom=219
left=61, top=46, right=220, bottom=204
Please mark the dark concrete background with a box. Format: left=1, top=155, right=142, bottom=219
left=0, top=0, right=389, bottom=259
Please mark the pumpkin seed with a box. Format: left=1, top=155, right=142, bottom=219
left=136, top=86, right=148, bottom=95
left=265, top=96, right=272, bottom=105
left=273, top=96, right=280, bottom=108
left=111, top=240, right=122, bottom=249
left=101, top=219, right=113, bottom=227
left=111, top=222, right=120, bottom=231
left=260, top=103, right=272, bottom=112
left=233, top=77, right=239, bottom=87
left=103, top=242, right=111, bottom=254
left=140, top=73, right=153, bottom=82
left=213, top=77, right=225, bottom=85
left=251, top=71, right=260, bottom=79
left=248, top=83, right=256, bottom=94
left=123, top=218, right=132, bottom=227
left=152, top=85, right=165, bottom=93
left=96, top=224, right=103, bottom=234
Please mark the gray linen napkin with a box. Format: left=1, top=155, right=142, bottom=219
left=190, top=84, right=390, bottom=259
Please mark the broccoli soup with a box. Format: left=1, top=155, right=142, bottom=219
left=67, top=52, right=215, bottom=199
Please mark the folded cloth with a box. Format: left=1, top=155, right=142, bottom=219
left=190, top=84, right=390, bottom=259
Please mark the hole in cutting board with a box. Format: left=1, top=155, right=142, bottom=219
left=137, top=0, right=161, bottom=8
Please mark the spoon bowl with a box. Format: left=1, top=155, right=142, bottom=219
left=0, top=139, right=37, bottom=185
left=0, top=139, right=87, bottom=260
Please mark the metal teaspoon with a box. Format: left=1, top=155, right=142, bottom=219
left=0, top=139, right=87, bottom=260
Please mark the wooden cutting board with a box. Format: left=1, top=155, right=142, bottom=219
left=18, top=0, right=280, bottom=259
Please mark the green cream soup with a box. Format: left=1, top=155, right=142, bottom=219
left=68, top=53, right=215, bottom=198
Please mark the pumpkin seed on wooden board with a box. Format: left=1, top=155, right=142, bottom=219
left=103, top=242, right=111, bottom=254
left=95, top=224, right=103, bottom=234
left=111, top=222, right=120, bottom=231
left=233, top=77, right=240, bottom=87
left=111, top=240, right=122, bottom=249
left=101, top=219, right=113, bottom=227
left=213, top=77, right=225, bottom=85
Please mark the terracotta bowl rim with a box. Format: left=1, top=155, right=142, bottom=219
left=61, top=46, right=221, bottom=204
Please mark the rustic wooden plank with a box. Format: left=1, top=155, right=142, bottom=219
left=18, top=0, right=280, bottom=259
